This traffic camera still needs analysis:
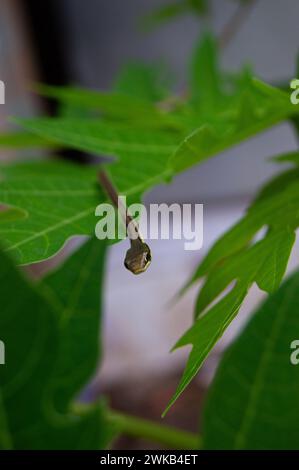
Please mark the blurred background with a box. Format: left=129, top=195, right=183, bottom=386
left=1, top=0, right=299, bottom=448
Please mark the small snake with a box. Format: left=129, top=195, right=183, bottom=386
left=98, top=170, right=151, bottom=275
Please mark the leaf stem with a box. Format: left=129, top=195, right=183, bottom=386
left=218, top=0, right=258, bottom=50
left=108, top=410, right=201, bottom=450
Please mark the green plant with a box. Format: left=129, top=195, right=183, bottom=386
left=203, top=269, right=299, bottom=450
left=1, top=1, right=299, bottom=449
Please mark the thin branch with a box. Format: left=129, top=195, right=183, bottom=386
left=218, top=0, right=258, bottom=50
left=98, top=169, right=140, bottom=240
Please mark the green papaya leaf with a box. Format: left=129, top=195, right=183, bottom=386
left=114, top=62, right=169, bottom=102
left=0, top=161, right=101, bottom=265
left=14, top=117, right=179, bottom=164
left=0, top=239, right=114, bottom=449
left=36, top=85, right=183, bottom=130
left=164, top=228, right=295, bottom=415
left=187, top=0, right=208, bottom=14
left=0, top=76, right=296, bottom=270
left=171, top=79, right=297, bottom=172
left=141, top=2, right=189, bottom=31
left=203, top=269, right=299, bottom=449
left=273, top=150, right=299, bottom=165
left=40, top=237, right=107, bottom=413
left=0, top=132, right=55, bottom=149
left=0, top=207, right=26, bottom=224
left=190, top=33, right=222, bottom=111
left=14, top=77, right=298, bottom=176
left=0, top=155, right=163, bottom=265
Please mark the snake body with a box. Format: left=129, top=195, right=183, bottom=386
left=98, top=170, right=151, bottom=274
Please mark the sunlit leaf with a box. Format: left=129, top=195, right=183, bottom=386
left=0, top=145, right=172, bottom=265
left=36, top=85, right=183, bottom=130
left=190, top=33, right=222, bottom=111
left=0, top=161, right=101, bottom=264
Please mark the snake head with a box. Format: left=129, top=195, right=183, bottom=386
left=124, top=240, right=152, bottom=275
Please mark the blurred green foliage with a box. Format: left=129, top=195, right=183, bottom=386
left=0, top=239, right=115, bottom=449
left=114, top=62, right=170, bottom=102
left=203, top=269, right=299, bottom=449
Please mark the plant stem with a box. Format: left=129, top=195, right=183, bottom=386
left=218, top=0, right=258, bottom=50
left=108, top=410, right=201, bottom=450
